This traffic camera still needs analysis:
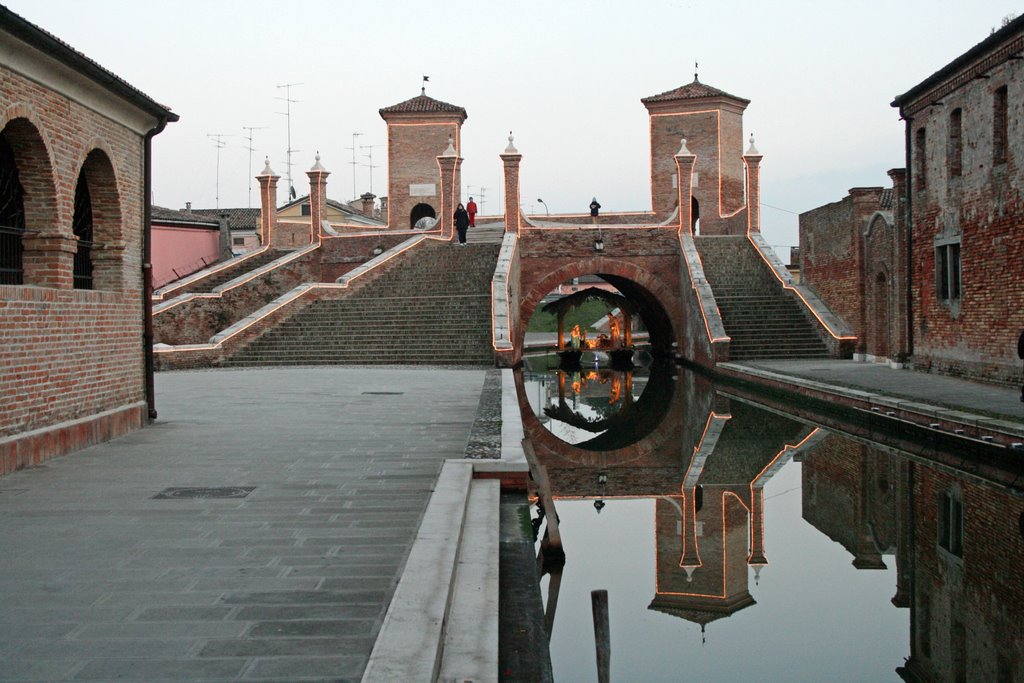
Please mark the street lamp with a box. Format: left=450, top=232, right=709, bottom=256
left=537, top=198, right=549, bottom=215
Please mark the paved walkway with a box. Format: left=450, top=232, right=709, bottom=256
left=728, top=359, right=1023, bottom=425
left=0, top=367, right=487, bottom=682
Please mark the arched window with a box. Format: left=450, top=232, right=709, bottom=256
left=72, top=174, right=93, bottom=289
left=0, top=133, right=25, bottom=285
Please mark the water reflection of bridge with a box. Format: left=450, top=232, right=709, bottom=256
left=520, top=364, right=1024, bottom=679
left=519, top=365, right=823, bottom=635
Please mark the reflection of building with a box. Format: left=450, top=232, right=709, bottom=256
left=801, top=434, right=905, bottom=571
left=901, top=469, right=1024, bottom=682
left=798, top=431, right=1024, bottom=681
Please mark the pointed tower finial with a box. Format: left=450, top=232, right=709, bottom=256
left=746, top=134, right=759, bottom=155
left=694, top=60, right=699, bottom=82
left=261, top=156, right=276, bottom=176
left=442, top=135, right=456, bottom=157
left=504, top=131, right=518, bottom=154
left=676, top=138, right=693, bottom=156
left=310, top=151, right=325, bottom=171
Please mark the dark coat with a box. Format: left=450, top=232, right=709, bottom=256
left=454, top=207, right=470, bottom=230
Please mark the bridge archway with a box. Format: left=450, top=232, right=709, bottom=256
left=518, top=258, right=680, bottom=358
left=409, top=202, right=436, bottom=228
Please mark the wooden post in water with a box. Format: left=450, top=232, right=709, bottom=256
left=591, top=589, right=610, bottom=683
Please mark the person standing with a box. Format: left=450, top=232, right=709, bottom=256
left=590, top=197, right=601, bottom=217
left=466, top=196, right=478, bottom=227
left=454, top=203, right=470, bottom=246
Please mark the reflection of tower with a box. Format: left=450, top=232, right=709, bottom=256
left=379, top=91, right=467, bottom=229
left=649, top=402, right=823, bottom=636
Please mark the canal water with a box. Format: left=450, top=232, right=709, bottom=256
left=518, top=355, right=1023, bottom=682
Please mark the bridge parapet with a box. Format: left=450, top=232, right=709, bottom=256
left=491, top=232, right=519, bottom=367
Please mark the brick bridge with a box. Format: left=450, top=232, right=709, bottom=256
left=152, top=79, right=854, bottom=370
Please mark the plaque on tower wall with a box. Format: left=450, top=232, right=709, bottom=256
left=409, top=183, right=437, bottom=197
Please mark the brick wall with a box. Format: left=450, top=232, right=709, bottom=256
left=515, top=227, right=683, bottom=357
left=1, top=55, right=161, bottom=474
left=385, top=121, right=461, bottom=229
left=904, top=35, right=1024, bottom=385
left=800, top=185, right=908, bottom=360
left=649, top=104, right=748, bottom=233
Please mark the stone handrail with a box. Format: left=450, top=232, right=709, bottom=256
left=747, top=232, right=855, bottom=340
left=153, top=245, right=272, bottom=302
left=491, top=231, right=518, bottom=353
left=679, top=232, right=730, bottom=343
left=154, top=241, right=321, bottom=314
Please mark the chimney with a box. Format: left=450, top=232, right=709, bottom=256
left=185, top=201, right=192, bottom=215
left=360, top=192, right=376, bottom=219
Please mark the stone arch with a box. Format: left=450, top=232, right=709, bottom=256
left=1, top=111, right=61, bottom=285
left=74, top=147, right=123, bottom=290
left=519, top=258, right=679, bottom=357
left=409, top=202, right=436, bottom=228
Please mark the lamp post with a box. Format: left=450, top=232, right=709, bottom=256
left=537, top=198, right=549, bottom=215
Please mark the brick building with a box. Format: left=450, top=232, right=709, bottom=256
left=892, top=16, right=1024, bottom=384
left=0, top=7, right=177, bottom=475
left=799, top=174, right=910, bottom=364
left=379, top=89, right=466, bottom=229
left=801, top=17, right=1023, bottom=384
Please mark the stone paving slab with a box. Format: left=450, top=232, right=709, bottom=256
left=0, top=366, right=486, bottom=682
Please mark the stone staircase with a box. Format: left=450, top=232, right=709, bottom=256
left=223, top=240, right=500, bottom=366
left=696, top=236, right=829, bottom=360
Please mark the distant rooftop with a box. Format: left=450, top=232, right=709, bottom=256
left=379, top=92, right=467, bottom=119
left=642, top=77, right=750, bottom=106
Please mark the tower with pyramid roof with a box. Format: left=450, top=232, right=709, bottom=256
left=379, top=90, right=468, bottom=229
left=642, top=74, right=751, bottom=234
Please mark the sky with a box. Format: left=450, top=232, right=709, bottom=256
left=5, top=0, right=1020, bottom=250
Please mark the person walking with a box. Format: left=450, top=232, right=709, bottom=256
left=590, top=197, right=601, bottom=218
left=466, top=196, right=478, bottom=227
left=454, top=203, right=470, bottom=246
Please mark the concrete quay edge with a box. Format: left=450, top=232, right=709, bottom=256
left=361, top=369, right=527, bottom=682
left=715, top=362, right=1024, bottom=448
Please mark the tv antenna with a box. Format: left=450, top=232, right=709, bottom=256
left=469, top=186, right=487, bottom=214
left=275, top=82, right=302, bottom=200
left=241, top=125, right=268, bottom=208
left=360, top=143, right=382, bottom=195
left=206, top=133, right=231, bottom=209
left=346, top=132, right=363, bottom=200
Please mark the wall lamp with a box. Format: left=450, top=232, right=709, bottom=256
left=594, top=236, right=605, bottom=252
left=372, top=245, right=384, bottom=256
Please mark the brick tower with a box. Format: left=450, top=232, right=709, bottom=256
left=642, top=76, right=750, bottom=234
left=379, top=90, right=467, bottom=229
